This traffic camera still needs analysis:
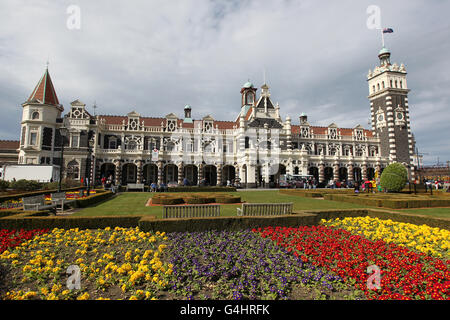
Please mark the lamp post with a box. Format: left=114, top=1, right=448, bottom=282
left=58, top=125, right=68, bottom=192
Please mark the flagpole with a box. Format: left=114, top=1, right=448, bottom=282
left=380, top=28, right=385, bottom=48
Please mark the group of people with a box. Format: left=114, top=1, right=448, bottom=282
left=326, top=179, right=379, bottom=193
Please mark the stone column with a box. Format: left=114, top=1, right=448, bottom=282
left=94, top=159, right=100, bottom=187
left=157, top=161, right=163, bottom=185
left=348, top=163, right=354, bottom=182
left=362, top=164, right=368, bottom=181
left=114, top=160, right=121, bottom=185
left=333, top=162, right=339, bottom=181
left=136, top=160, right=143, bottom=184
left=217, top=164, right=222, bottom=186
left=178, top=162, right=184, bottom=185
left=198, top=163, right=203, bottom=185
left=319, top=163, right=325, bottom=183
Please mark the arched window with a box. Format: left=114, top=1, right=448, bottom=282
left=399, top=80, right=403, bottom=89
left=31, top=111, right=39, bottom=120
left=372, top=85, right=375, bottom=93
left=395, top=80, right=398, bottom=88
left=377, top=83, right=380, bottom=91
left=66, top=160, right=80, bottom=180
left=390, top=80, right=393, bottom=87
left=382, top=81, right=385, bottom=89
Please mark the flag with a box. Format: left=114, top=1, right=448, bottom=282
left=383, top=28, right=394, bottom=33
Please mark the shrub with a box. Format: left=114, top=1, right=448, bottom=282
left=9, top=179, right=42, bottom=191
left=380, top=163, right=408, bottom=193
left=0, top=180, right=9, bottom=191
left=215, top=195, right=241, bottom=203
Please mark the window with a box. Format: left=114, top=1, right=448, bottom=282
left=246, top=92, right=254, bottom=105
left=109, top=139, right=117, bottom=149
left=382, top=81, right=385, bottom=89
left=31, top=111, right=39, bottom=120
left=390, top=80, right=393, bottom=87
left=127, top=141, right=137, bottom=150
left=29, top=132, right=38, bottom=146
left=400, top=80, right=403, bottom=89
left=372, top=85, right=375, bottom=93
left=245, top=137, right=250, bottom=149
left=377, top=83, right=380, bottom=91
left=71, top=135, right=79, bottom=148
left=67, top=160, right=80, bottom=179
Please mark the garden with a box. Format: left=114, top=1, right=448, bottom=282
left=0, top=215, right=448, bottom=300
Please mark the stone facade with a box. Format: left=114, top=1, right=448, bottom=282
left=16, top=48, right=417, bottom=186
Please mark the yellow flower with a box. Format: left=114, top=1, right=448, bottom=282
left=77, top=292, right=90, bottom=300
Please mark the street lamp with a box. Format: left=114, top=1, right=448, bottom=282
left=58, top=125, right=68, bottom=192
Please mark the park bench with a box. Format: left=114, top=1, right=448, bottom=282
left=236, top=202, right=293, bottom=216
left=163, top=204, right=220, bottom=219
left=126, top=183, right=145, bottom=192
left=50, top=192, right=76, bottom=213
left=22, top=194, right=57, bottom=212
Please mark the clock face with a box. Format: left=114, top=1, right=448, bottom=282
left=396, top=112, right=403, bottom=120
left=377, top=114, right=384, bottom=121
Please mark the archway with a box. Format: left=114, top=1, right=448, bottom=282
left=66, top=160, right=80, bottom=180
left=164, top=164, right=178, bottom=184
left=122, top=163, right=137, bottom=185
left=338, top=167, right=348, bottom=182
left=222, top=165, right=236, bottom=186
left=100, top=163, right=115, bottom=182
left=143, top=163, right=158, bottom=184
left=183, top=165, right=198, bottom=185
left=203, top=165, right=217, bottom=186
left=324, top=167, right=333, bottom=182
left=309, top=167, right=319, bottom=182
left=367, top=167, right=375, bottom=180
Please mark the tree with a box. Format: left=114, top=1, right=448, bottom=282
left=380, top=162, right=408, bottom=192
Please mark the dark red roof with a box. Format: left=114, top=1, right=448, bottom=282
left=0, top=140, right=19, bottom=150
left=27, top=68, right=60, bottom=106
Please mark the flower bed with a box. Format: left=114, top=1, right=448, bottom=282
left=252, top=225, right=449, bottom=300
left=0, top=228, right=48, bottom=253
left=321, top=216, right=449, bottom=259
left=0, top=227, right=172, bottom=300
left=165, top=230, right=357, bottom=300
left=150, top=193, right=241, bottom=206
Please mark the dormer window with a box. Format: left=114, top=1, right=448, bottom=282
left=245, top=92, right=254, bottom=105
left=203, top=121, right=213, bottom=133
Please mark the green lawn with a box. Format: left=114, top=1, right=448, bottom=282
left=393, top=207, right=450, bottom=219
left=73, top=190, right=369, bottom=218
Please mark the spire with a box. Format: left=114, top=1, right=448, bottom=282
left=26, top=66, right=61, bottom=107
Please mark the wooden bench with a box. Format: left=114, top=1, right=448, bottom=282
left=50, top=192, right=76, bottom=213
left=22, top=195, right=57, bottom=212
left=236, top=202, right=293, bottom=216
left=163, top=204, right=220, bottom=219
left=126, top=183, right=145, bottom=192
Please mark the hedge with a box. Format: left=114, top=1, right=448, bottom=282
left=0, top=214, right=145, bottom=230
left=0, top=208, right=448, bottom=231
left=0, top=186, right=87, bottom=203
left=71, top=191, right=114, bottom=208
left=323, top=193, right=450, bottom=209
left=167, top=186, right=237, bottom=192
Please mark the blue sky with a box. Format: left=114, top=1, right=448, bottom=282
left=0, top=0, right=449, bottom=165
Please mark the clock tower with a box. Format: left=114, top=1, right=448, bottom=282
left=367, top=47, right=415, bottom=178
